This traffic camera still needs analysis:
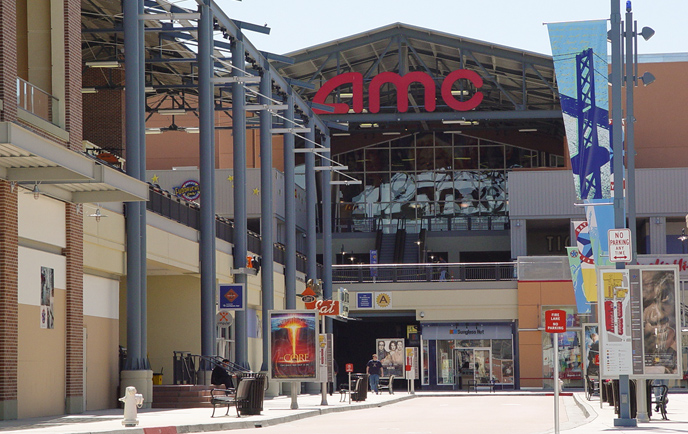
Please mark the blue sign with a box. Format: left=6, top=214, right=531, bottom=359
left=219, top=284, right=244, bottom=310
left=370, top=250, right=378, bottom=277
left=357, top=292, right=373, bottom=309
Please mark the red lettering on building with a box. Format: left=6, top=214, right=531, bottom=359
left=312, top=70, right=483, bottom=115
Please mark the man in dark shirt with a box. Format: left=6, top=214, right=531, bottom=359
left=366, top=353, right=384, bottom=394
left=211, top=359, right=234, bottom=390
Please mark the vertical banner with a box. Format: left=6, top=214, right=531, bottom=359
left=583, top=323, right=600, bottom=378
left=573, top=220, right=597, bottom=303
left=548, top=20, right=612, bottom=200
left=567, top=247, right=590, bottom=314
left=269, top=310, right=318, bottom=380
left=370, top=249, right=378, bottom=278
left=584, top=199, right=615, bottom=267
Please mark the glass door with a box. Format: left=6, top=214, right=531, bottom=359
left=474, top=348, right=492, bottom=384
left=455, top=348, right=474, bottom=390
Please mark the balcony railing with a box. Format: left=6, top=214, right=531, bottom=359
left=17, top=78, right=59, bottom=125
left=332, top=262, right=516, bottom=283
left=333, top=215, right=509, bottom=234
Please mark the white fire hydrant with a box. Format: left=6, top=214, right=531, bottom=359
left=119, top=386, right=144, bottom=427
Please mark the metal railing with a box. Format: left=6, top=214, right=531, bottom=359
left=333, top=215, right=509, bottom=234
left=17, top=78, right=59, bottom=125
left=173, top=351, right=251, bottom=385
left=332, top=262, right=517, bottom=283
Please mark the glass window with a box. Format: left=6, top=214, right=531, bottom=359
left=542, top=331, right=584, bottom=388
left=436, top=340, right=454, bottom=385
left=422, top=339, right=429, bottom=385
left=479, top=145, right=505, bottom=170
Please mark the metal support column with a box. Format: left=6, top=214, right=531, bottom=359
left=611, top=0, right=635, bottom=425
left=284, top=92, right=297, bottom=310
left=321, top=135, right=333, bottom=334
left=259, top=65, right=274, bottom=372
left=232, top=34, right=249, bottom=370
left=123, top=0, right=143, bottom=371
left=305, top=124, right=317, bottom=281
left=199, top=0, right=217, bottom=363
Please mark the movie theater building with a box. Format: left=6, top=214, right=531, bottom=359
left=272, top=25, right=688, bottom=390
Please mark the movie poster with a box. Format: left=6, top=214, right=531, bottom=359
left=641, top=268, right=680, bottom=376
left=376, top=338, right=405, bottom=377
left=269, top=311, right=318, bottom=380
left=40, top=266, right=54, bottom=329
left=583, top=323, right=600, bottom=378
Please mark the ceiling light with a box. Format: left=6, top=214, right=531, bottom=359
left=81, top=88, right=98, bottom=94
left=185, top=127, right=200, bottom=134
left=359, top=123, right=378, bottom=128
left=332, top=133, right=350, bottom=137
left=144, top=86, right=156, bottom=92
left=339, top=93, right=353, bottom=98
left=519, top=128, right=538, bottom=133
left=85, top=60, right=120, bottom=68
left=158, top=109, right=187, bottom=116
left=29, top=184, right=41, bottom=200
left=442, top=120, right=477, bottom=125
left=451, top=90, right=469, bottom=96
left=445, top=131, right=463, bottom=134
left=382, top=132, right=401, bottom=136
left=145, top=128, right=163, bottom=135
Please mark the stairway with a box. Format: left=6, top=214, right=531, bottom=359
left=152, top=385, right=213, bottom=408
left=378, top=233, right=396, bottom=263
left=402, top=236, right=419, bottom=263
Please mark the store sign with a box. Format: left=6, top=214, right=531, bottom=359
left=313, top=70, right=483, bottom=114
left=173, top=179, right=200, bottom=201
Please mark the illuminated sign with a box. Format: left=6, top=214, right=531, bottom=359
left=269, top=311, right=318, bottom=380
left=312, top=70, right=483, bottom=114
left=173, top=180, right=200, bottom=201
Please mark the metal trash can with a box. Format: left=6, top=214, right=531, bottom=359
left=238, top=372, right=267, bottom=415
left=350, top=373, right=369, bottom=402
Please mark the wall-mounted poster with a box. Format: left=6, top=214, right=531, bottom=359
left=269, top=311, right=318, bottom=381
left=641, top=268, right=681, bottom=376
left=376, top=338, right=405, bottom=378
left=40, top=266, right=54, bottom=329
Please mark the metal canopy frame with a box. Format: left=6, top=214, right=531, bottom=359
left=273, top=23, right=563, bottom=137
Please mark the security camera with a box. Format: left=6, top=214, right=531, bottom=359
left=419, top=311, right=425, bottom=318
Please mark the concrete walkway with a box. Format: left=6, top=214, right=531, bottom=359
left=0, top=389, right=686, bottom=434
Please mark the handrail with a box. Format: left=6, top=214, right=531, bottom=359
left=16, top=78, right=59, bottom=125
left=332, top=261, right=517, bottom=283
left=173, top=351, right=251, bottom=385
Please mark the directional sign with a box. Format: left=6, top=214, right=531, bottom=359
left=608, top=228, right=632, bottom=263
left=545, top=309, right=567, bottom=333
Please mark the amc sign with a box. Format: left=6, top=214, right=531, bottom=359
left=313, top=70, right=483, bottom=115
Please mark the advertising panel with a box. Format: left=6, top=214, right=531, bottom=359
left=269, top=310, right=318, bottom=381
left=598, top=266, right=682, bottom=379
left=376, top=338, right=405, bottom=378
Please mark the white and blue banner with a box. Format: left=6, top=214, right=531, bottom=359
left=548, top=20, right=612, bottom=200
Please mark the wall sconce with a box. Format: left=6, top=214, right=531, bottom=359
left=23, top=183, right=41, bottom=200
left=419, top=311, right=425, bottom=318
left=515, top=220, right=521, bottom=227
left=88, top=205, right=108, bottom=223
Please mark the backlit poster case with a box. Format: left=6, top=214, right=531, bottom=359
left=269, top=311, right=318, bottom=381
left=641, top=267, right=681, bottom=378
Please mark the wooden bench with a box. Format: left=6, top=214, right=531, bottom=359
left=210, top=377, right=253, bottom=417
left=651, top=384, right=668, bottom=420
left=378, top=375, right=395, bottom=394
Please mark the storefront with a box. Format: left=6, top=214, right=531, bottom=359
left=421, top=322, right=517, bottom=390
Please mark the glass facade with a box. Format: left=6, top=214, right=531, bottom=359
left=333, top=132, right=548, bottom=232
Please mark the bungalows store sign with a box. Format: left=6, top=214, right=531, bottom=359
left=313, top=70, right=484, bottom=114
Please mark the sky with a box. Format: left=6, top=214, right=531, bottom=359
left=190, top=0, right=688, bottom=57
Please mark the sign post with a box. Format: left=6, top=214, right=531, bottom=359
left=345, top=363, right=354, bottom=404
left=546, top=310, right=566, bottom=434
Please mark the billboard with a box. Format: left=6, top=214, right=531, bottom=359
left=269, top=311, right=318, bottom=381
left=597, top=266, right=681, bottom=379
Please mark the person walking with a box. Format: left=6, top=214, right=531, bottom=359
left=366, top=353, right=384, bottom=394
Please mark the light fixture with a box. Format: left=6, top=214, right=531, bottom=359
left=185, top=127, right=200, bottom=134
left=419, top=311, right=425, bottom=318
left=519, top=128, right=538, bottom=133
left=382, top=132, right=401, bottom=136
left=158, top=109, right=188, bottom=116
left=678, top=228, right=687, bottom=242
left=332, top=133, right=350, bottom=137
left=442, top=120, right=478, bottom=126
left=640, top=72, right=655, bottom=86
left=145, top=86, right=156, bottom=92
left=89, top=208, right=107, bottom=223
left=451, top=90, right=469, bottom=96
left=85, top=60, right=121, bottom=68
left=359, top=123, right=378, bottom=128
left=339, top=92, right=353, bottom=98
left=30, top=184, right=41, bottom=200
left=445, top=131, right=463, bottom=134
left=145, top=128, right=163, bottom=135
left=640, top=26, right=655, bottom=41
left=81, top=88, right=98, bottom=94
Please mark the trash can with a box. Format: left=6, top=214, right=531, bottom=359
left=350, top=373, right=369, bottom=402
left=238, top=372, right=267, bottom=415
left=152, top=369, right=163, bottom=385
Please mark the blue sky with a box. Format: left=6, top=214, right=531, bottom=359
left=201, top=0, right=688, bottom=56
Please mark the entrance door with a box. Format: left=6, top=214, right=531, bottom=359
left=454, top=348, right=492, bottom=390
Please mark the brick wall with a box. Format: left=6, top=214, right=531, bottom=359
left=0, top=180, right=18, bottom=403
left=82, top=68, right=125, bottom=154
left=0, top=0, right=18, bottom=122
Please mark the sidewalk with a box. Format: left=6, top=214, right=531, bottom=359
left=1, top=389, right=687, bottom=434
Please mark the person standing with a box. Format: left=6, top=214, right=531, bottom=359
left=366, top=353, right=384, bottom=394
